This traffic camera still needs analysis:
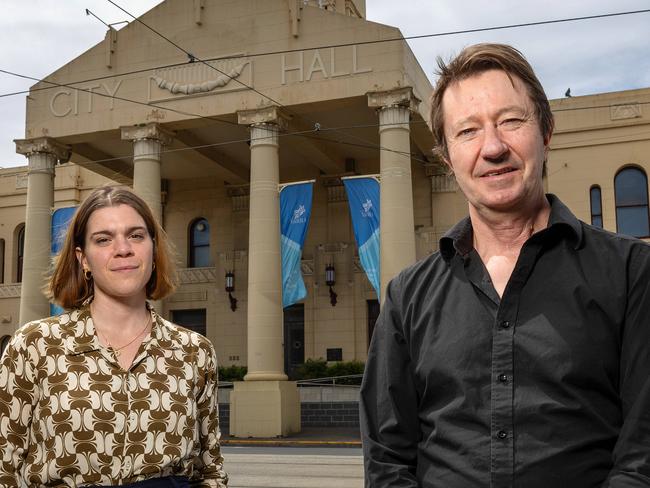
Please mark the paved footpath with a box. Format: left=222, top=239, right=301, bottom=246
left=223, top=446, right=363, bottom=488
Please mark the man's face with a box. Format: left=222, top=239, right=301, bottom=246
left=442, top=69, right=549, bottom=214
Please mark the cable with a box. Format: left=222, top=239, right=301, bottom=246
left=0, top=64, right=431, bottom=164
left=0, top=68, right=241, bottom=128
left=59, top=119, right=431, bottom=168
left=106, top=0, right=287, bottom=111
left=3, top=7, right=649, bottom=101
left=4, top=4, right=649, bottom=172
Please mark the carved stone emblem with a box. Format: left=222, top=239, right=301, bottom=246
left=153, top=62, right=247, bottom=95
left=148, top=55, right=252, bottom=102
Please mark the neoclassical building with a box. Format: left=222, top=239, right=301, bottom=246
left=1, top=0, right=649, bottom=436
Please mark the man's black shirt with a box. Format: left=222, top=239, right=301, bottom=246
left=360, top=195, right=650, bottom=487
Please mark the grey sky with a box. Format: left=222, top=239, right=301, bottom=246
left=1, top=0, right=649, bottom=167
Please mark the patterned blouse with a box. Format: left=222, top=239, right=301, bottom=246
left=0, top=306, right=228, bottom=487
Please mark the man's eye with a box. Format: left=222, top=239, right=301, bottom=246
left=95, top=237, right=110, bottom=245
left=501, top=118, right=524, bottom=128
left=130, top=233, right=145, bottom=240
left=457, top=128, right=476, bottom=137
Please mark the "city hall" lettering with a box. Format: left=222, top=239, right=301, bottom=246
left=281, top=45, right=372, bottom=85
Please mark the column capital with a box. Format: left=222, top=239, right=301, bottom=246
left=367, top=86, right=420, bottom=112
left=14, top=137, right=71, bottom=163
left=120, top=123, right=174, bottom=145
left=237, top=106, right=289, bottom=130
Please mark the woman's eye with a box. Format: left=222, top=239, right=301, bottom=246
left=95, top=237, right=110, bottom=245
left=130, top=233, right=145, bottom=240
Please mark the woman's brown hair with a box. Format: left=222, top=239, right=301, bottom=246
left=48, top=186, right=177, bottom=309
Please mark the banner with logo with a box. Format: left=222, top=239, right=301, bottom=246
left=50, top=206, right=77, bottom=315
left=280, top=181, right=314, bottom=308
left=343, top=176, right=380, bottom=298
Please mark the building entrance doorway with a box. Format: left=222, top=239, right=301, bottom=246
left=283, top=304, right=305, bottom=379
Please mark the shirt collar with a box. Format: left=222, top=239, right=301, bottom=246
left=439, top=194, right=584, bottom=262
left=64, top=303, right=183, bottom=356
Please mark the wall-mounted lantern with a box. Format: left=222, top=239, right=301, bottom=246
left=225, top=270, right=237, bottom=312
left=325, top=264, right=337, bottom=307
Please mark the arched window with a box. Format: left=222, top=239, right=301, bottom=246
left=16, top=224, right=25, bottom=283
left=189, top=218, right=210, bottom=268
left=589, top=185, right=603, bottom=228
left=615, top=167, right=650, bottom=238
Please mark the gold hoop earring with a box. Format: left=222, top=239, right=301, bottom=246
left=84, top=269, right=92, bottom=281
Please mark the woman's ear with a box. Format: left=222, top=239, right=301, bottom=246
left=75, top=247, right=87, bottom=270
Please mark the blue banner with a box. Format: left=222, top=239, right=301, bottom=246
left=280, top=182, right=313, bottom=308
left=50, top=206, right=77, bottom=315
left=343, top=177, right=380, bottom=298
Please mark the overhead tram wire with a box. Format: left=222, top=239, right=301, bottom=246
left=104, top=0, right=390, bottom=158
left=3, top=59, right=649, bottom=118
left=0, top=68, right=242, bottom=128
left=32, top=118, right=432, bottom=170
left=0, top=65, right=432, bottom=167
left=3, top=6, right=647, bottom=169
left=1, top=7, right=648, bottom=101
left=105, top=2, right=650, bottom=159
left=5, top=59, right=647, bottom=168
left=3, top=61, right=648, bottom=167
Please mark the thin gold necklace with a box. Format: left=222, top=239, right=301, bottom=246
left=95, top=312, right=151, bottom=358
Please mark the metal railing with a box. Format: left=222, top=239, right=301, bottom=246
left=218, top=374, right=363, bottom=389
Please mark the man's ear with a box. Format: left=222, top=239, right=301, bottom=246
left=442, top=155, right=454, bottom=176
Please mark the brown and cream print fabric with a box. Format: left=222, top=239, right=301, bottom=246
left=0, top=306, right=228, bottom=487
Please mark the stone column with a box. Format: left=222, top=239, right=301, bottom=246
left=15, top=137, right=70, bottom=325
left=368, top=87, right=419, bottom=302
left=121, top=123, right=173, bottom=225
left=230, top=106, right=300, bottom=438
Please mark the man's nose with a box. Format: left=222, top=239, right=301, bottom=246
left=480, top=125, right=509, bottom=162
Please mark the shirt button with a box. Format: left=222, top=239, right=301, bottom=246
left=500, top=321, right=511, bottom=329
left=498, top=373, right=508, bottom=383
left=497, top=430, right=508, bottom=440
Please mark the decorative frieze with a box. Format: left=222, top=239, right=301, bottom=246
left=321, top=175, right=350, bottom=203
left=227, top=185, right=250, bottom=212
left=301, top=259, right=314, bottom=276
left=426, top=164, right=457, bottom=193
left=178, top=267, right=218, bottom=284
left=610, top=103, right=642, bottom=121
left=168, top=290, right=208, bottom=303
left=0, top=285, right=21, bottom=299
left=318, top=242, right=349, bottom=253
left=15, top=173, right=28, bottom=189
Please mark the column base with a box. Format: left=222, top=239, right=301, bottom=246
left=229, top=380, right=301, bottom=438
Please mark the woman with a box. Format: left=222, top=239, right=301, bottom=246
left=0, top=186, right=228, bottom=487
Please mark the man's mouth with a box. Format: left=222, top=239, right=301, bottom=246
left=482, top=167, right=517, bottom=177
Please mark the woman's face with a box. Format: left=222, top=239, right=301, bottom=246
left=76, top=204, right=154, bottom=304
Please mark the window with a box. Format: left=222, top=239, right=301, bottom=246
left=589, top=186, right=603, bottom=228
left=16, top=225, right=25, bottom=283
left=0, top=239, right=4, bottom=283
left=171, top=309, right=206, bottom=336
left=189, top=218, right=210, bottom=267
left=367, top=299, right=380, bottom=349
left=615, top=167, right=650, bottom=238
left=0, top=335, right=10, bottom=357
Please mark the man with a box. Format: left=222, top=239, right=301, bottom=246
left=360, top=43, right=650, bottom=487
